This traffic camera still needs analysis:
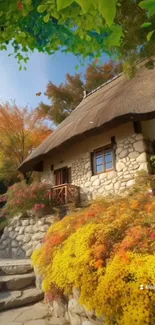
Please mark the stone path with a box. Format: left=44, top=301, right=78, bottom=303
left=0, top=302, right=69, bottom=325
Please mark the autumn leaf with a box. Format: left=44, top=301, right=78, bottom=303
left=0, top=103, right=52, bottom=183
left=18, top=2, right=23, bottom=10
left=36, top=92, right=41, bottom=96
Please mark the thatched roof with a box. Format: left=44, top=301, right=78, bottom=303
left=19, top=61, right=155, bottom=172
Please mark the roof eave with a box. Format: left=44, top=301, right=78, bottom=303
left=18, top=111, right=155, bottom=173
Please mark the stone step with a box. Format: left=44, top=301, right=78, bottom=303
left=0, top=287, right=44, bottom=311
left=0, top=259, right=32, bottom=275
left=0, top=272, right=35, bottom=291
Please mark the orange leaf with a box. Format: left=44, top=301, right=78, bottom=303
left=18, top=2, right=23, bottom=10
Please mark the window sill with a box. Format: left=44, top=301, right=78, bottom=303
left=92, top=168, right=115, bottom=177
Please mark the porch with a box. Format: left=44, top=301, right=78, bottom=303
left=51, top=183, right=80, bottom=206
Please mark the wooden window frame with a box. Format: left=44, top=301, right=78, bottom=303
left=93, top=145, right=115, bottom=175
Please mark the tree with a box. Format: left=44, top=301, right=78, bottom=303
left=0, top=103, right=52, bottom=184
left=85, top=60, right=122, bottom=91
left=0, top=1, right=154, bottom=68
left=38, top=74, right=84, bottom=125
left=38, top=60, right=122, bottom=125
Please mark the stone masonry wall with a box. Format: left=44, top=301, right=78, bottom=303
left=0, top=215, right=57, bottom=259
left=71, top=133, right=151, bottom=201
left=43, top=287, right=105, bottom=325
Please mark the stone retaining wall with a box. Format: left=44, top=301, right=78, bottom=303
left=0, top=214, right=57, bottom=259
left=48, top=288, right=103, bottom=325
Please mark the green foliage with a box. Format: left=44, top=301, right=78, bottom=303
left=97, top=0, right=117, bottom=26
left=37, top=5, right=47, bottom=13
left=141, top=22, right=152, bottom=28
left=57, top=0, right=74, bottom=11
left=139, top=0, right=155, bottom=46
left=150, top=155, right=155, bottom=169
left=0, top=0, right=154, bottom=65
left=139, top=0, right=155, bottom=17
left=147, top=30, right=155, bottom=40
left=104, top=25, right=123, bottom=48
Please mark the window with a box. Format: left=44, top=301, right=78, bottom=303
left=93, top=146, right=114, bottom=174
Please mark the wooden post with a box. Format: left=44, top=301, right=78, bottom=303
left=65, top=184, right=68, bottom=205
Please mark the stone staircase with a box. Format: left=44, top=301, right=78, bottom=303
left=0, top=259, right=44, bottom=311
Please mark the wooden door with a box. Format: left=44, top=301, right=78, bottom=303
left=55, top=170, right=61, bottom=185
left=55, top=167, right=70, bottom=185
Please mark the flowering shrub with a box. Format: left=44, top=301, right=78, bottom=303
left=3, top=181, right=52, bottom=217
left=32, top=174, right=155, bottom=325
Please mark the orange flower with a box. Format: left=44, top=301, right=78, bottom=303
left=130, top=200, right=140, bottom=209
left=145, top=203, right=152, bottom=213
left=87, top=211, right=96, bottom=218
left=95, top=259, right=103, bottom=269
left=118, top=251, right=130, bottom=263
left=94, top=244, right=105, bottom=258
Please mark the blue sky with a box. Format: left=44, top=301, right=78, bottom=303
left=0, top=46, right=109, bottom=110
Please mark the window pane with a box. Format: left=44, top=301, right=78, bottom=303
left=95, top=151, right=102, bottom=157
left=96, top=164, right=104, bottom=173
left=96, top=150, right=102, bottom=154
left=96, top=156, right=103, bottom=165
left=104, top=151, right=113, bottom=163
left=105, top=161, right=113, bottom=170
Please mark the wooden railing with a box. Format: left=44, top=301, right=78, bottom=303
left=52, top=183, right=80, bottom=206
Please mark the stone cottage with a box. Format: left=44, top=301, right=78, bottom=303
left=19, top=61, right=155, bottom=204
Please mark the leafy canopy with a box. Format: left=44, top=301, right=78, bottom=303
left=0, top=0, right=155, bottom=65
left=0, top=103, right=52, bottom=184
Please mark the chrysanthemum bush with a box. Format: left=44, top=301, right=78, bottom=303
left=3, top=181, right=52, bottom=217
left=32, top=172, right=155, bottom=325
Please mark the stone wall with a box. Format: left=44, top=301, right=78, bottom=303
left=0, top=214, right=57, bottom=259
left=70, top=133, right=151, bottom=200
left=48, top=288, right=103, bottom=325
left=41, top=129, right=152, bottom=202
